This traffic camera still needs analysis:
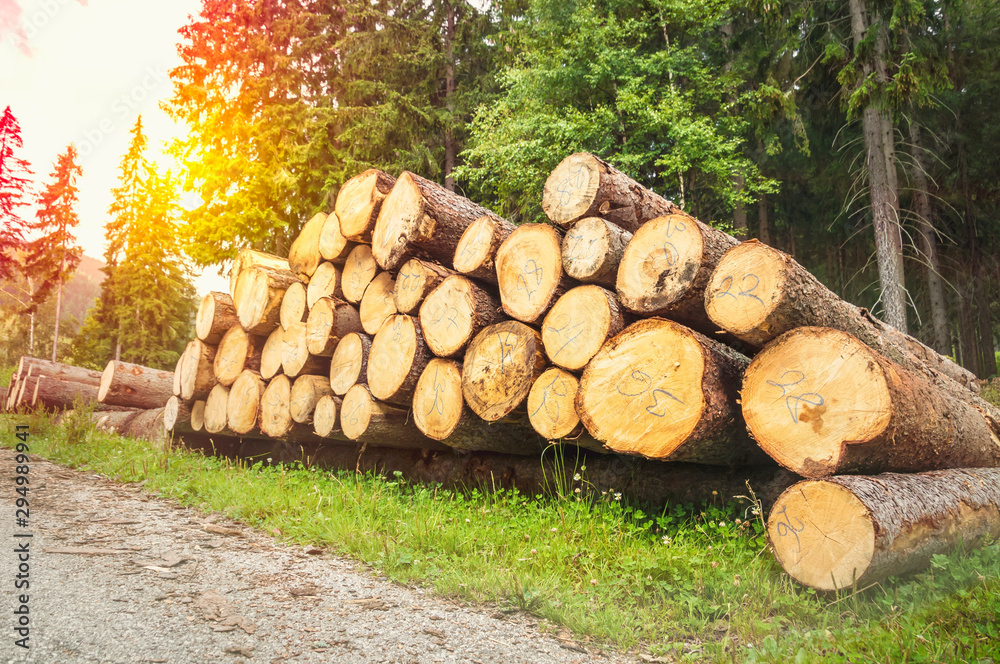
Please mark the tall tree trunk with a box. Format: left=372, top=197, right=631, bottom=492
left=976, top=264, right=996, bottom=376
left=908, top=122, right=950, bottom=355
left=443, top=1, right=456, bottom=192
left=757, top=192, right=772, bottom=246
left=732, top=175, right=747, bottom=240
left=27, top=275, right=35, bottom=354
left=958, top=282, right=980, bottom=376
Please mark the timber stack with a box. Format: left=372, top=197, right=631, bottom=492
left=4, top=151, right=999, bottom=592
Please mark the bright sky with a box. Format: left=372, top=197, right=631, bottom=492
left=0, top=0, right=228, bottom=295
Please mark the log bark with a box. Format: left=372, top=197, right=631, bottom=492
left=281, top=321, right=331, bottom=377
left=306, top=262, right=344, bottom=309
left=616, top=213, right=738, bottom=333
left=99, top=360, right=175, bottom=410
left=339, top=384, right=447, bottom=450
left=742, top=327, right=1000, bottom=477
left=541, top=285, right=627, bottom=371
left=15, top=357, right=101, bottom=386
left=190, top=399, right=206, bottom=432
left=290, top=374, right=335, bottom=424
left=577, top=318, right=764, bottom=466
left=367, top=314, right=433, bottom=406
left=229, top=249, right=289, bottom=300
left=279, top=282, right=309, bottom=330
left=462, top=321, right=548, bottom=422
left=32, top=376, right=133, bottom=412
left=413, top=358, right=545, bottom=454
left=419, top=276, right=502, bottom=358
left=542, top=152, right=680, bottom=232
left=371, top=171, right=508, bottom=271
left=312, top=394, right=343, bottom=438
left=260, top=327, right=285, bottom=380
left=329, top=332, right=371, bottom=396
left=214, top=325, right=264, bottom=387
left=768, top=468, right=1000, bottom=591
left=393, top=258, right=458, bottom=315
left=341, top=244, right=378, bottom=304
left=288, top=212, right=327, bottom=279
left=452, top=215, right=517, bottom=284
left=359, top=272, right=397, bottom=335
left=204, top=383, right=231, bottom=434
left=704, top=240, right=980, bottom=393
left=306, top=297, right=364, bottom=357
left=196, top=291, right=239, bottom=345
left=495, top=223, right=574, bottom=325
left=95, top=407, right=167, bottom=444
left=164, top=396, right=193, bottom=434
left=226, top=370, right=264, bottom=435
left=318, top=211, right=357, bottom=264
left=179, top=340, right=217, bottom=402
left=235, top=264, right=301, bottom=335
left=562, top=217, right=632, bottom=288
left=335, top=169, right=397, bottom=242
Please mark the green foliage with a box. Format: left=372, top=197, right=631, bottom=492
left=0, top=105, right=33, bottom=282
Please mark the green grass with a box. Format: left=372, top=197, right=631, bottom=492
left=3, top=410, right=1000, bottom=662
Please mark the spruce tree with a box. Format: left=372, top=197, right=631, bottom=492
left=0, top=105, right=33, bottom=282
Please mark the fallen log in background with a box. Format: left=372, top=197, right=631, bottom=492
left=196, top=292, right=238, bottom=345
left=33, top=376, right=134, bottom=412
left=452, top=215, right=516, bottom=284
left=561, top=217, right=632, bottom=288
left=335, top=168, right=396, bottom=243
left=99, top=360, right=175, bottom=410
left=541, top=285, right=627, bottom=371
left=495, top=223, right=573, bottom=325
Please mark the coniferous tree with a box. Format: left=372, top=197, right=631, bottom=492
left=0, top=105, right=33, bottom=282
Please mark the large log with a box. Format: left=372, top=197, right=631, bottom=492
left=340, top=384, right=446, bottom=450
left=412, top=358, right=544, bottom=455
left=279, top=282, right=309, bottom=330
left=235, top=264, right=301, bottom=335
left=196, top=291, right=239, bottom=345
left=341, top=244, right=378, bottom=305
left=418, top=276, right=502, bottom=358
left=229, top=249, right=289, bottom=300
left=541, top=285, right=627, bottom=371
left=704, top=239, right=980, bottom=393
left=616, top=213, right=738, bottom=333
left=226, top=370, right=264, bottom=435
left=562, top=217, right=632, bottom=288
left=32, top=376, right=134, bottom=412
left=329, top=332, right=371, bottom=396
left=577, top=318, right=764, bottom=466
left=260, top=326, right=285, bottom=380
left=462, top=321, right=547, bottom=422
left=542, top=152, right=679, bottom=232
left=527, top=367, right=584, bottom=441
left=179, top=340, right=217, bottom=402
left=359, top=272, right=397, bottom=335
left=452, top=215, right=517, bottom=284
left=741, top=327, right=1000, bottom=477
left=371, top=171, right=507, bottom=271
left=204, top=383, right=231, bottom=434
left=319, top=211, right=356, bottom=264
left=306, top=297, right=364, bottom=356
left=260, top=375, right=321, bottom=440
left=214, top=325, right=264, bottom=387
left=306, top=261, right=344, bottom=309
left=289, top=374, right=335, bottom=424
left=495, top=223, right=574, bottom=325
left=367, top=314, right=433, bottom=406
left=15, top=357, right=101, bottom=386
left=98, top=361, right=175, bottom=410
left=768, top=469, right=1000, bottom=591
left=335, top=169, right=397, bottom=242
left=393, top=258, right=458, bottom=315
left=287, top=212, right=327, bottom=280
left=281, top=321, right=331, bottom=377
left=312, top=394, right=344, bottom=438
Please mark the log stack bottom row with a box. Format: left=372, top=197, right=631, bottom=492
left=4, top=151, right=1000, bottom=593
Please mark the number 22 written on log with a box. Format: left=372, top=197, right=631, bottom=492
left=715, top=274, right=764, bottom=306
left=616, top=369, right=684, bottom=417
left=766, top=370, right=824, bottom=424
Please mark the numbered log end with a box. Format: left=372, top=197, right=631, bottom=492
left=313, top=394, right=342, bottom=437
left=359, top=272, right=397, bottom=335
left=367, top=314, right=429, bottom=405
left=227, top=370, right=264, bottom=435
left=371, top=171, right=425, bottom=271
left=196, top=292, right=237, bottom=344
left=289, top=374, right=334, bottom=424
left=260, top=326, right=285, bottom=380
left=453, top=215, right=513, bottom=282
left=190, top=400, right=206, bottom=432
left=561, top=217, right=631, bottom=287
left=462, top=320, right=547, bottom=422
left=260, top=374, right=293, bottom=438
left=307, top=297, right=363, bottom=356
left=329, top=332, right=371, bottom=396
left=541, top=285, right=625, bottom=371
left=341, top=244, right=378, bottom=304
left=205, top=384, right=231, bottom=434
left=419, top=275, right=499, bottom=358
left=527, top=368, right=582, bottom=440
left=340, top=383, right=377, bottom=440
left=318, top=212, right=355, bottom=263
left=496, top=223, right=567, bottom=325
left=336, top=169, right=396, bottom=242
left=306, top=262, right=343, bottom=309
left=412, top=358, right=465, bottom=440
left=704, top=240, right=787, bottom=345
left=288, top=212, right=327, bottom=279
left=542, top=153, right=603, bottom=226
left=214, top=325, right=258, bottom=387
left=280, top=282, right=308, bottom=330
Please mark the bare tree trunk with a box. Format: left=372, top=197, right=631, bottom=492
left=976, top=264, right=997, bottom=376
left=443, top=1, right=456, bottom=192
left=51, top=270, right=64, bottom=362
left=27, top=276, right=34, bottom=355
left=757, top=192, right=772, bottom=246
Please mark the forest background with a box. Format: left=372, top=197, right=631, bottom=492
left=1, top=0, right=998, bottom=380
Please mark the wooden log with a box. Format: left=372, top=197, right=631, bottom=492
left=0, top=386, right=7, bottom=410
left=367, top=314, right=433, bottom=406
left=172, top=352, right=184, bottom=397
left=290, top=374, right=335, bottom=424
left=419, top=276, right=502, bottom=358
left=527, top=367, right=584, bottom=440
left=371, top=171, right=508, bottom=271
left=31, top=376, right=133, bottom=412
left=164, top=396, right=193, bottom=434
left=340, top=384, right=446, bottom=449
left=260, top=375, right=320, bottom=439
left=462, top=321, right=547, bottom=422
left=306, top=297, right=364, bottom=356
left=214, top=325, right=264, bottom=387
left=359, top=272, right=397, bottom=335
left=196, top=291, right=239, bottom=344
left=768, top=468, right=1000, bottom=592
left=312, top=394, right=343, bottom=438
left=341, top=244, right=378, bottom=304
left=452, top=215, right=517, bottom=284
left=495, top=223, right=574, bottom=325
left=97, top=406, right=167, bottom=444
left=288, top=212, right=327, bottom=279
left=616, top=213, right=738, bottom=333
left=13, top=375, right=36, bottom=410
left=179, top=339, right=217, bottom=402
left=542, top=152, right=679, bottom=232
left=226, top=370, right=264, bottom=435
left=190, top=400, right=206, bottom=432
left=204, top=384, right=231, bottom=434
left=281, top=321, right=331, bottom=377
left=541, top=285, right=627, bottom=371
left=98, top=361, right=175, bottom=410
left=235, top=264, right=301, bottom=335
left=335, top=169, right=397, bottom=242
left=279, top=282, right=309, bottom=330
left=14, top=357, right=101, bottom=386
left=577, top=318, right=764, bottom=466
left=306, top=261, right=344, bottom=309
left=412, top=358, right=544, bottom=454
left=319, top=211, right=357, bottom=264
left=562, top=217, right=632, bottom=288
left=229, top=249, right=289, bottom=300
left=260, top=326, right=285, bottom=380
left=741, top=327, right=1000, bottom=477
left=329, top=332, right=371, bottom=396
left=393, top=258, right=458, bottom=315
left=704, top=239, right=980, bottom=393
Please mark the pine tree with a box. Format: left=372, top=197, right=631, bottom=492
left=0, top=105, right=33, bottom=282
left=24, top=144, right=83, bottom=362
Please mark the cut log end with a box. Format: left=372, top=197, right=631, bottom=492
left=541, top=153, right=602, bottom=226
left=527, top=368, right=582, bottom=440
left=260, top=327, right=284, bottom=380
left=288, top=212, right=327, bottom=279
left=412, top=358, right=465, bottom=440
left=336, top=169, right=395, bottom=242
left=616, top=214, right=704, bottom=316
left=561, top=217, right=631, bottom=287
left=190, top=400, right=206, bottom=432
left=306, top=297, right=363, bottom=357
left=289, top=375, right=334, bottom=424
left=227, top=370, right=263, bottom=435
left=541, top=285, right=623, bottom=371
left=419, top=276, right=497, bottom=358
left=371, top=172, right=425, bottom=270
left=318, top=211, right=355, bottom=263
left=205, top=384, right=231, bottom=434
left=329, top=332, right=370, bottom=396
left=260, top=375, right=293, bottom=438
left=367, top=314, right=425, bottom=404
left=359, top=272, right=397, bottom=335
left=340, top=383, right=377, bottom=440
left=704, top=241, right=786, bottom=340
left=214, top=325, right=258, bottom=387
left=453, top=216, right=503, bottom=277
left=462, top=321, right=547, bottom=421
left=306, top=262, right=342, bottom=309
left=496, top=223, right=566, bottom=324
left=313, top=394, right=341, bottom=437
left=341, top=245, right=378, bottom=304
left=280, top=282, right=308, bottom=330
left=196, top=292, right=237, bottom=344
left=97, top=361, right=115, bottom=403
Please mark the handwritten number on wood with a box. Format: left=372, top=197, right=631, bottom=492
left=772, top=505, right=805, bottom=552
left=766, top=370, right=824, bottom=423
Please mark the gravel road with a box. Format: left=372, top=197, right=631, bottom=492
left=0, top=447, right=641, bottom=664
